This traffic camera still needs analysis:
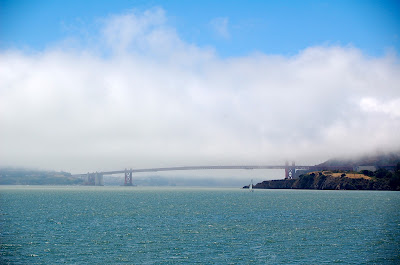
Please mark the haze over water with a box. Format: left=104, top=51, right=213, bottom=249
left=1, top=186, right=399, bottom=264
left=1, top=1, right=400, bottom=173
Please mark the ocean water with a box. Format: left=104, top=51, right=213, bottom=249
left=0, top=186, right=399, bottom=264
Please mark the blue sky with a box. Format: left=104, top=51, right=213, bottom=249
left=1, top=0, right=400, bottom=57
left=1, top=1, right=400, bottom=175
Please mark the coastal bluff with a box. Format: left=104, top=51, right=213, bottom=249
left=246, top=169, right=400, bottom=191
left=245, top=154, right=400, bottom=191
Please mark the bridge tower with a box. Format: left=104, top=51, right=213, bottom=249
left=95, top=173, right=104, bottom=186
left=86, top=172, right=96, bottom=185
left=124, top=168, right=133, bottom=186
left=285, top=161, right=296, bottom=179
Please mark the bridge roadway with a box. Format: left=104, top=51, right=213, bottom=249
left=75, top=164, right=353, bottom=176
left=76, top=164, right=354, bottom=185
left=105, top=165, right=293, bottom=175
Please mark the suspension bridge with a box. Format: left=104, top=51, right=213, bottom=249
left=74, top=162, right=353, bottom=186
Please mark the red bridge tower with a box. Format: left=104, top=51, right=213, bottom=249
left=124, top=169, right=133, bottom=186
left=285, top=161, right=296, bottom=179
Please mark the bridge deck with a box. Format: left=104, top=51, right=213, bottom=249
left=73, top=165, right=352, bottom=176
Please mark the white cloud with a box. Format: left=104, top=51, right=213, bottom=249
left=210, top=17, right=230, bottom=39
left=360, top=97, right=400, bottom=118
left=1, top=8, right=400, bottom=173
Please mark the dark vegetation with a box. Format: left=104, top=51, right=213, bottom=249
left=251, top=162, right=400, bottom=191
left=0, top=168, right=82, bottom=185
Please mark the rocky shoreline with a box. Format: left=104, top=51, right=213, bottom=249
left=245, top=170, right=400, bottom=191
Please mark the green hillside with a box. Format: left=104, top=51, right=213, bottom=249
left=0, top=168, right=82, bottom=185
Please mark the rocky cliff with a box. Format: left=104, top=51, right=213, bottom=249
left=249, top=170, right=400, bottom=191
left=246, top=154, right=400, bottom=191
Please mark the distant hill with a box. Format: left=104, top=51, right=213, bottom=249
left=316, top=152, right=400, bottom=168
left=0, top=168, right=83, bottom=185
left=248, top=152, right=400, bottom=191
left=251, top=166, right=400, bottom=190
